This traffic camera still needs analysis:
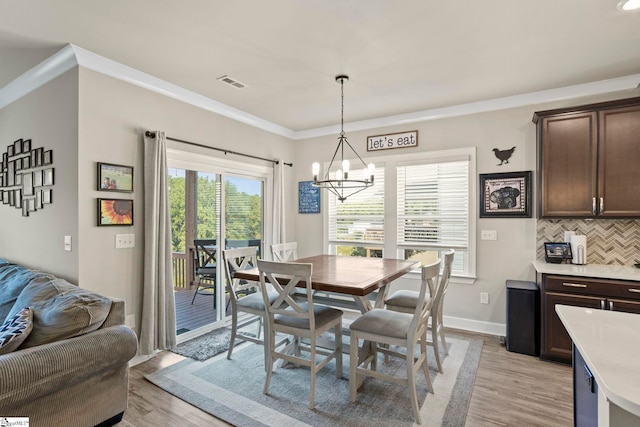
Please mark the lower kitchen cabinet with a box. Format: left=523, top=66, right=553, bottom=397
left=541, top=274, right=640, bottom=363
left=544, top=292, right=601, bottom=362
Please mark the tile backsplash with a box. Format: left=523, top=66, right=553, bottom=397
left=536, top=219, right=640, bottom=265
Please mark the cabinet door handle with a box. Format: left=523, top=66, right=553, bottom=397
left=629, top=289, right=640, bottom=294
left=562, top=282, right=587, bottom=288
left=592, top=197, right=596, bottom=215
left=584, top=365, right=595, bottom=393
left=600, top=197, right=604, bottom=214
left=600, top=299, right=605, bottom=310
left=609, top=300, right=614, bottom=310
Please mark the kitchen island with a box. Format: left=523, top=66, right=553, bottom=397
left=556, top=305, right=640, bottom=427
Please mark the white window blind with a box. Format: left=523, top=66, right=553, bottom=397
left=397, top=160, right=469, bottom=250
left=328, top=166, right=385, bottom=245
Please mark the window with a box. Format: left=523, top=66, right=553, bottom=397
left=397, top=158, right=470, bottom=275
left=324, top=148, right=476, bottom=278
left=327, top=165, right=385, bottom=257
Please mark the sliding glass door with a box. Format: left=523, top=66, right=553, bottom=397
left=168, top=154, right=267, bottom=340
left=225, top=175, right=263, bottom=256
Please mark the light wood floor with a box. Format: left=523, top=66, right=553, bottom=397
left=119, top=330, right=573, bottom=427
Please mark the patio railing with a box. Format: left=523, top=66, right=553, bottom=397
left=172, top=252, right=189, bottom=290
left=172, top=240, right=261, bottom=290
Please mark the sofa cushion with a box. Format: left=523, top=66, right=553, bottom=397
left=0, top=261, right=39, bottom=322
left=7, top=278, right=112, bottom=348
left=0, top=307, right=33, bottom=355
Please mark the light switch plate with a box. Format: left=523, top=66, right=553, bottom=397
left=480, top=292, right=490, bottom=304
left=481, top=230, right=497, bottom=240
left=64, top=235, right=72, bottom=251
left=115, top=234, right=135, bottom=249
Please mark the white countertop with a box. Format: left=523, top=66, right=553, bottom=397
left=556, top=305, right=640, bottom=418
left=533, top=260, right=640, bottom=282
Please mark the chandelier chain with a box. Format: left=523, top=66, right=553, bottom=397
left=340, top=77, right=345, bottom=137
left=311, top=74, right=375, bottom=202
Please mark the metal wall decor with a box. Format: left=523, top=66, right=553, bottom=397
left=0, top=138, right=55, bottom=217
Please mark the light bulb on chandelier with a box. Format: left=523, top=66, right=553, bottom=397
left=311, top=75, right=375, bottom=202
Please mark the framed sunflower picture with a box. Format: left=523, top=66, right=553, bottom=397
left=98, top=198, right=134, bottom=226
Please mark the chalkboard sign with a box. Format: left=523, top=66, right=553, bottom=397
left=298, top=181, right=320, bottom=214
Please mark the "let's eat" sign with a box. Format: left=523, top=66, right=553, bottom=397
left=366, top=130, right=418, bottom=152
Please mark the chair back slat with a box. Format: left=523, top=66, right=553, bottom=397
left=271, top=242, right=298, bottom=262
left=432, top=250, right=455, bottom=319
left=257, top=260, right=314, bottom=325
left=223, top=246, right=259, bottom=300
left=411, top=259, right=441, bottom=341
left=194, top=239, right=217, bottom=270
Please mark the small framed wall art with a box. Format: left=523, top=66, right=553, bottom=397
left=479, top=171, right=532, bottom=218
left=298, top=181, right=320, bottom=214
left=98, top=162, right=134, bottom=193
left=97, top=198, right=134, bottom=226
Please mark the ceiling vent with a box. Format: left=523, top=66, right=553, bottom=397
left=217, top=75, right=247, bottom=89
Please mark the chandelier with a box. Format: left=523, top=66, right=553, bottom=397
left=312, top=75, right=375, bottom=202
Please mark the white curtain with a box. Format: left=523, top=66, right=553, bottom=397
left=271, top=160, right=286, bottom=255
left=140, top=130, right=176, bottom=355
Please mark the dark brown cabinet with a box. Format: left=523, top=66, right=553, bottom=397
left=534, top=97, right=640, bottom=218
left=540, top=274, right=640, bottom=363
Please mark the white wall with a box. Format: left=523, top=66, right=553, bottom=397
left=1, top=65, right=295, bottom=339
left=293, top=88, right=640, bottom=333
left=0, top=69, right=79, bottom=282
left=76, top=68, right=296, bottom=334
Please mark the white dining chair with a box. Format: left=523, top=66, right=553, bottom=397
left=384, top=249, right=455, bottom=373
left=257, top=259, right=343, bottom=409
left=349, top=259, right=441, bottom=424
left=271, top=242, right=315, bottom=299
left=270, top=242, right=297, bottom=261
left=223, top=246, right=278, bottom=368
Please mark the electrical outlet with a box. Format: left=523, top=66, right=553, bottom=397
left=480, top=292, right=490, bottom=304
left=480, top=230, right=497, bottom=240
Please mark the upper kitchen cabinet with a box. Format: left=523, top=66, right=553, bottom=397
left=533, top=97, right=640, bottom=218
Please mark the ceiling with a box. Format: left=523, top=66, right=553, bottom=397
left=1, top=0, right=640, bottom=133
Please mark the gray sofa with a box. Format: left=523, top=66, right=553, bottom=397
left=0, top=258, right=138, bottom=427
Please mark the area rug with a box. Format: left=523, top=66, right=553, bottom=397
left=170, top=327, right=232, bottom=361
left=147, top=333, right=483, bottom=426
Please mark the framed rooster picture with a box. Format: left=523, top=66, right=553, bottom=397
left=479, top=171, right=531, bottom=218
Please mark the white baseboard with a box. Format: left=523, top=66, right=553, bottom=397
left=129, top=352, right=156, bottom=367
left=444, top=315, right=506, bottom=337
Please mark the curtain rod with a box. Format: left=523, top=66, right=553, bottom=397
left=144, top=131, right=293, bottom=167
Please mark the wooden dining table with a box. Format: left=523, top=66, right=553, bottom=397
left=234, top=254, right=420, bottom=379
left=233, top=254, right=420, bottom=313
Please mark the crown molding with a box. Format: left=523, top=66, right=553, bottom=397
left=0, top=44, right=296, bottom=139
left=0, top=44, right=78, bottom=110
left=296, top=74, right=640, bottom=140
left=2, top=43, right=639, bottom=141
left=70, top=45, right=296, bottom=139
